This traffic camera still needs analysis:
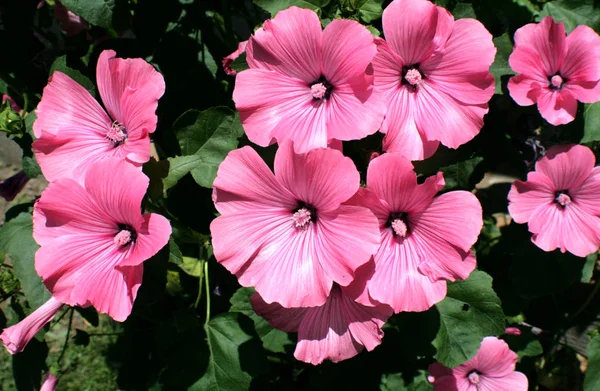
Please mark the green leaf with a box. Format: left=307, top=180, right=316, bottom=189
left=439, top=156, right=484, bottom=191
left=517, top=339, right=543, bottom=359
left=50, top=56, right=96, bottom=96
left=358, top=0, right=383, bottom=23
left=451, top=3, right=476, bottom=19
left=229, top=52, right=249, bottom=74
left=253, top=0, right=330, bottom=17
left=163, top=108, right=244, bottom=191
left=490, top=33, right=516, bottom=95
left=22, top=156, right=41, bottom=179
left=179, top=256, right=203, bottom=277
left=0, top=213, right=51, bottom=310
left=192, top=312, right=267, bottom=391
left=582, top=253, right=597, bottom=283
left=582, top=102, right=600, bottom=143
left=433, top=270, right=505, bottom=368
left=60, top=0, right=116, bottom=29
left=538, top=0, right=600, bottom=33
left=230, top=287, right=293, bottom=353
left=585, top=335, right=600, bottom=390
left=168, top=237, right=183, bottom=266
left=380, top=372, right=434, bottom=391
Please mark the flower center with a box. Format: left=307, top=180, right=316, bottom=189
left=310, top=76, right=333, bottom=100
left=387, top=212, right=409, bottom=238
left=555, top=190, right=572, bottom=207
left=114, top=224, right=136, bottom=246
left=402, top=64, right=424, bottom=89
left=292, top=202, right=317, bottom=230
left=106, top=121, right=128, bottom=146
left=467, top=371, right=481, bottom=385
left=549, top=73, right=566, bottom=90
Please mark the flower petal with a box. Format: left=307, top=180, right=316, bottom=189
left=274, top=144, right=360, bottom=212
left=536, top=89, right=577, bottom=125
left=251, top=293, right=307, bottom=332
left=536, top=144, right=595, bottom=191
left=322, top=19, right=376, bottom=85
left=96, top=50, right=165, bottom=124
left=572, top=167, right=600, bottom=215
left=245, top=6, right=322, bottom=82
left=507, top=74, right=542, bottom=106
left=508, top=172, right=555, bottom=224
left=563, top=25, right=600, bottom=83
left=33, top=71, right=111, bottom=139
left=478, top=372, right=528, bottom=391
left=512, top=17, right=567, bottom=77
left=119, top=213, right=171, bottom=267
left=472, top=337, right=518, bottom=377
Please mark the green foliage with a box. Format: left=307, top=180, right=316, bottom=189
left=433, top=271, right=505, bottom=368
left=60, top=0, right=118, bottom=29
left=582, top=102, right=600, bottom=143
left=0, top=213, right=50, bottom=310
left=490, top=32, right=516, bottom=95
left=585, top=334, right=600, bottom=390
left=50, top=56, right=96, bottom=96
left=254, top=0, right=331, bottom=16
left=538, top=0, right=600, bottom=33
left=163, top=107, right=244, bottom=191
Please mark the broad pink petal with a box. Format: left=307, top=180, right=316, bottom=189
left=472, top=337, right=518, bottom=377
left=366, top=153, right=444, bottom=213
left=237, top=223, right=333, bottom=308
left=382, top=0, right=453, bottom=65
left=245, top=6, right=321, bottom=82
left=414, top=82, right=488, bottom=149
left=536, top=89, right=577, bottom=125
left=233, top=69, right=326, bottom=150
left=478, top=372, right=528, bottom=391
left=423, top=18, right=495, bottom=106
left=507, top=172, right=555, bottom=224
left=322, top=19, right=376, bottom=85
left=119, top=213, right=171, bottom=267
left=563, top=25, right=600, bottom=83
left=536, top=144, right=595, bottom=190
left=274, top=144, right=360, bottom=212
left=1, top=297, right=63, bottom=354
left=251, top=293, right=307, bottom=332
left=315, top=206, right=381, bottom=287
left=33, top=178, right=114, bottom=246
left=516, top=17, right=567, bottom=77
left=212, top=146, right=296, bottom=215
left=96, top=50, right=165, bottom=125
left=84, top=158, right=148, bottom=229
left=368, top=230, right=447, bottom=312
left=572, top=167, right=600, bottom=215
left=507, top=74, right=542, bottom=106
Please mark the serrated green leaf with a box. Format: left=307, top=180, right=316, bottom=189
left=582, top=102, right=600, bottom=143
left=433, top=271, right=505, bottom=368
left=585, top=335, right=600, bottom=390
left=60, top=0, right=115, bottom=29
left=230, top=287, right=293, bottom=353
left=253, top=0, right=330, bottom=17
left=538, top=0, right=600, bottom=33
left=163, top=108, right=244, bottom=191
left=0, top=213, right=51, bottom=310
left=192, top=312, right=267, bottom=391
left=490, top=33, right=516, bottom=95
left=50, top=56, right=96, bottom=96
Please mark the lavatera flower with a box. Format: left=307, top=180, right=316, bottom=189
left=508, top=17, right=600, bottom=125
left=33, top=50, right=165, bottom=182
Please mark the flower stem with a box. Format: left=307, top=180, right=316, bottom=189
left=204, top=260, right=210, bottom=326
left=57, top=309, right=74, bottom=364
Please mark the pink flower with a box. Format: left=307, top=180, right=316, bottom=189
left=2, top=94, right=20, bottom=112
left=372, top=0, right=496, bottom=160
left=0, top=170, right=29, bottom=202
left=428, top=336, right=528, bottom=391
left=41, top=373, right=59, bottom=391
left=222, top=41, right=248, bottom=76
left=210, top=144, right=380, bottom=308
left=508, top=17, right=600, bottom=126
left=233, top=7, right=384, bottom=153
left=505, top=327, right=521, bottom=336
left=252, top=262, right=392, bottom=365
left=508, top=144, right=600, bottom=257
left=33, top=50, right=165, bottom=182
left=33, top=158, right=171, bottom=321
left=349, top=153, right=482, bottom=312
left=1, top=296, right=63, bottom=354
left=54, top=1, right=88, bottom=36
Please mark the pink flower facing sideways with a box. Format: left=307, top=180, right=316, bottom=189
left=1, top=296, right=63, bottom=354
left=33, top=158, right=171, bottom=321
left=210, top=143, right=380, bottom=308
left=508, top=144, right=600, bottom=257
left=33, top=49, right=165, bottom=182
left=349, top=153, right=481, bottom=312
left=233, top=7, right=385, bottom=153
left=373, top=0, right=496, bottom=160
left=252, top=261, right=392, bottom=365
left=429, top=336, right=528, bottom=391
left=508, top=17, right=600, bottom=125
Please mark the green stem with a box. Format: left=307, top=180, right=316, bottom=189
left=1, top=263, right=13, bottom=268
left=195, top=259, right=205, bottom=309
left=204, top=260, right=210, bottom=326
left=57, top=309, right=74, bottom=364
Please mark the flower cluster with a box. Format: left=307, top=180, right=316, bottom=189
left=1, top=50, right=171, bottom=354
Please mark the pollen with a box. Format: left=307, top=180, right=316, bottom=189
left=404, top=68, right=423, bottom=86
left=106, top=121, right=127, bottom=145
left=311, top=83, right=328, bottom=100
left=551, top=74, right=564, bottom=88
left=556, top=192, right=572, bottom=206
left=391, top=218, right=408, bottom=238
left=467, top=372, right=481, bottom=385
left=292, top=207, right=312, bottom=229
left=114, top=229, right=132, bottom=246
